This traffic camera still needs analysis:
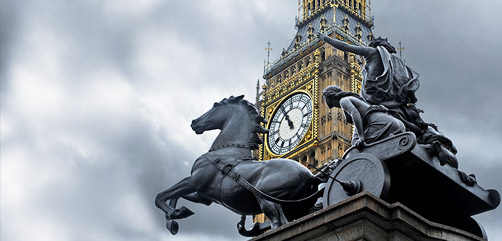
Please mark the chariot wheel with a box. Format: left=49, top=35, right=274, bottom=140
left=323, top=153, right=390, bottom=208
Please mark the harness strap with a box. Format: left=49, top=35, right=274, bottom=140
left=205, top=156, right=324, bottom=204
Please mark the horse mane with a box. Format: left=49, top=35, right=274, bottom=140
left=217, top=95, right=269, bottom=150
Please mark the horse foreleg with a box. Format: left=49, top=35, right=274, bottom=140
left=183, top=192, right=213, bottom=206
left=167, top=198, right=195, bottom=219
left=164, top=192, right=213, bottom=224
left=155, top=177, right=196, bottom=219
left=161, top=192, right=212, bottom=222
left=256, top=198, right=288, bottom=228
left=155, top=177, right=199, bottom=235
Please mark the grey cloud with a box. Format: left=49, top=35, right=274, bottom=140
left=2, top=0, right=501, bottom=241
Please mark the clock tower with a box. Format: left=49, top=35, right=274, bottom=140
left=257, top=0, right=374, bottom=169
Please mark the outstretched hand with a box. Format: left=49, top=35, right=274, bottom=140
left=317, top=32, right=327, bottom=41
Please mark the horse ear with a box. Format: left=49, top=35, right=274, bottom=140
left=228, top=95, right=244, bottom=103
left=235, top=95, right=244, bottom=101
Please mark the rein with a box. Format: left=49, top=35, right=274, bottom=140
left=203, top=155, right=324, bottom=204
left=209, top=143, right=253, bottom=152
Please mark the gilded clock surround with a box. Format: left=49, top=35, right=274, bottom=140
left=257, top=0, right=371, bottom=170
left=266, top=91, right=314, bottom=155
left=264, top=89, right=318, bottom=159
left=258, top=50, right=320, bottom=161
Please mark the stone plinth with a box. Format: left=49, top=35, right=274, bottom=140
left=250, top=192, right=485, bottom=241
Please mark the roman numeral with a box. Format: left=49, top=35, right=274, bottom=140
left=280, top=106, right=286, bottom=115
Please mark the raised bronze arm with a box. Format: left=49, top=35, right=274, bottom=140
left=318, top=32, right=375, bottom=57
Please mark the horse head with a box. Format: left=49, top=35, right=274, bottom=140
left=191, top=95, right=246, bottom=134
left=191, top=95, right=268, bottom=150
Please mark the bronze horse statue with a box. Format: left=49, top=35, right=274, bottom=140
left=155, top=95, right=322, bottom=236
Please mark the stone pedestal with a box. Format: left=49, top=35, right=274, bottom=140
left=250, top=192, right=485, bottom=241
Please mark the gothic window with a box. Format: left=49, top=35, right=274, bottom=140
left=310, top=151, right=317, bottom=167
left=294, top=33, right=302, bottom=49
left=343, top=15, right=349, bottom=31
left=320, top=16, right=327, bottom=33
left=367, top=32, right=374, bottom=41
left=308, top=24, right=315, bottom=41
left=355, top=24, right=362, bottom=40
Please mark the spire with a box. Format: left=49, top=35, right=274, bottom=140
left=256, top=79, right=260, bottom=104
left=397, top=41, right=405, bottom=62
left=265, top=41, right=272, bottom=70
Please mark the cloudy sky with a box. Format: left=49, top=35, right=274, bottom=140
left=1, top=0, right=501, bottom=240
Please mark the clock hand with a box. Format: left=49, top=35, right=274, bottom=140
left=285, top=114, right=294, bottom=129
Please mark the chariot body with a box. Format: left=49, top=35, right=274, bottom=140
left=322, top=132, right=500, bottom=239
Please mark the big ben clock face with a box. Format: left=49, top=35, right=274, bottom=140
left=268, top=93, right=313, bottom=155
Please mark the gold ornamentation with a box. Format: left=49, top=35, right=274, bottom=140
left=263, top=63, right=316, bottom=105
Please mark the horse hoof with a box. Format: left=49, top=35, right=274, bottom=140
left=166, top=219, right=179, bottom=235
